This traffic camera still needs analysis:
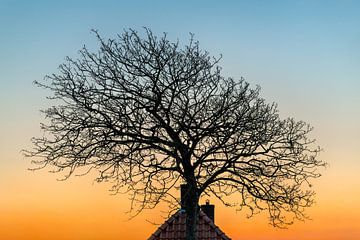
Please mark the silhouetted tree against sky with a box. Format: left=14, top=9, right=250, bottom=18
left=26, top=28, right=325, bottom=240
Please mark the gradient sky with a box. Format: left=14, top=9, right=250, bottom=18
left=1, top=0, right=359, bottom=239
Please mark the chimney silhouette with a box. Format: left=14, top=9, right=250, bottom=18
left=180, top=184, right=189, bottom=209
left=201, top=200, right=215, bottom=223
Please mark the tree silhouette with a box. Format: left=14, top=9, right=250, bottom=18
left=26, top=28, right=325, bottom=240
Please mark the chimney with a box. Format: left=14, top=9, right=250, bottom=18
left=180, top=184, right=189, bottom=209
left=201, top=200, right=215, bottom=223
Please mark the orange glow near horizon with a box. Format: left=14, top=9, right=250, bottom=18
left=1, top=150, right=359, bottom=240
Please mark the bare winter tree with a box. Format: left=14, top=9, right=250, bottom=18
left=26, top=28, right=325, bottom=240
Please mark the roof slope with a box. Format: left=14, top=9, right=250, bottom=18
left=148, top=210, right=231, bottom=240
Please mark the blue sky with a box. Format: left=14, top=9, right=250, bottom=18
left=2, top=0, right=358, bottom=149
left=1, top=0, right=359, bottom=102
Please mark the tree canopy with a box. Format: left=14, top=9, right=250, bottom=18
left=26, top=28, right=325, bottom=240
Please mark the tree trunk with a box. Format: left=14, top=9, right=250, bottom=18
left=184, top=184, right=199, bottom=240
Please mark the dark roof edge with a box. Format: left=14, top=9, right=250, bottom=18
left=147, top=209, right=231, bottom=240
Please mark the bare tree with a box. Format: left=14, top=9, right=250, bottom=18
left=26, top=28, right=325, bottom=240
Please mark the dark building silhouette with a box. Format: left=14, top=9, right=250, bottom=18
left=147, top=185, right=231, bottom=240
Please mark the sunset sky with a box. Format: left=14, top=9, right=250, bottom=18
left=1, top=0, right=359, bottom=239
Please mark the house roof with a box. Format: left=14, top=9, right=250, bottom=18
left=147, top=209, right=231, bottom=240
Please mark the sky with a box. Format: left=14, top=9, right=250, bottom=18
left=0, top=0, right=359, bottom=239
